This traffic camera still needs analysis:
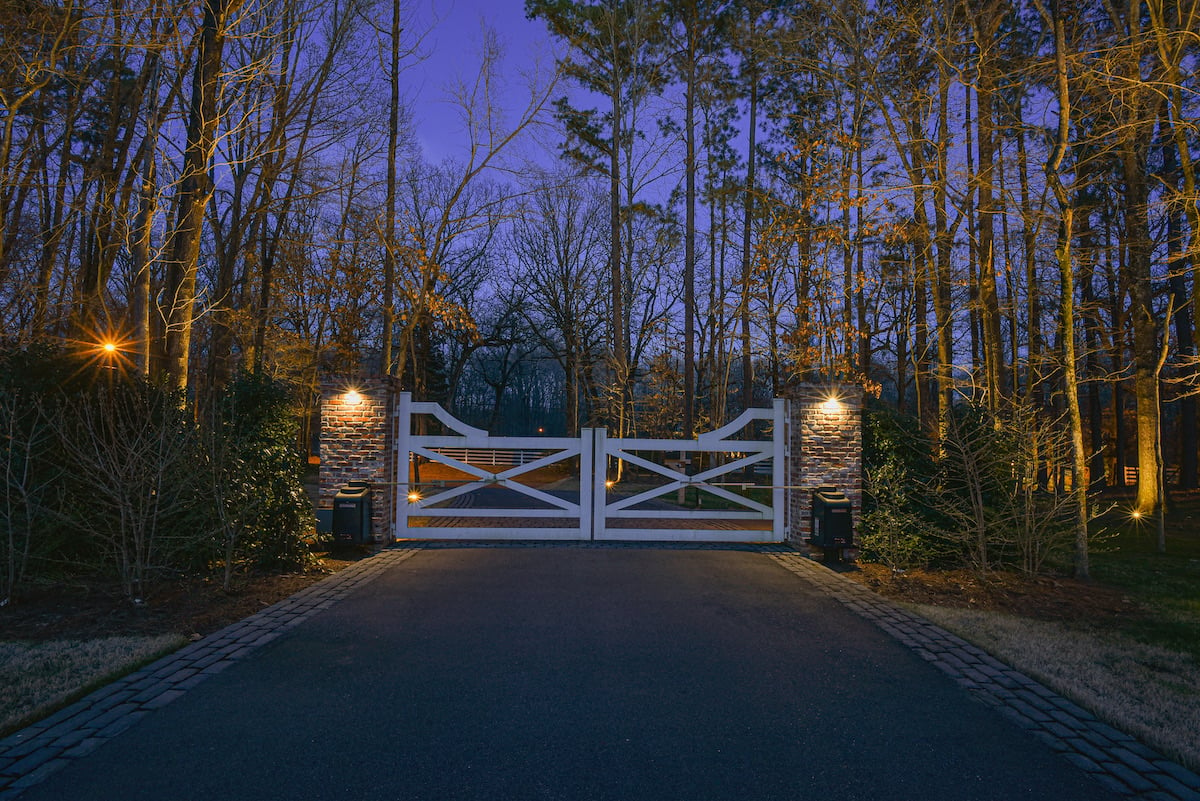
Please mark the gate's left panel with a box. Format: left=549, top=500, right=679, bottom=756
left=395, top=393, right=590, bottom=540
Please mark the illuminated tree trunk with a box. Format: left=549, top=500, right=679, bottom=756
left=164, top=0, right=237, bottom=391
left=970, top=1, right=1006, bottom=411
left=1015, top=122, right=1041, bottom=406
left=1036, top=0, right=1088, bottom=578
left=1125, top=151, right=1161, bottom=515
left=933, top=59, right=956, bottom=445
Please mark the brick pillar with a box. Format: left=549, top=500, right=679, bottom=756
left=787, top=383, right=863, bottom=545
left=318, top=377, right=398, bottom=543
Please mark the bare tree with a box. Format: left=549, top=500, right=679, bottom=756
left=0, top=390, right=61, bottom=606
left=508, top=173, right=607, bottom=435
left=163, top=0, right=259, bottom=391
left=54, top=385, right=199, bottom=602
left=389, top=24, right=556, bottom=393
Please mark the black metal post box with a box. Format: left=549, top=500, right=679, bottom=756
left=811, top=486, right=853, bottom=548
left=333, top=481, right=373, bottom=544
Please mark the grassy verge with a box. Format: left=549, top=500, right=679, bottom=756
left=0, top=554, right=360, bottom=739
left=899, top=495, right=1200, bottom=773
left=1089, top=502, right=1200, bottom=662
left=0, top=635, right=188, bottom=737
left=914, top=604, right=1200, bottom=772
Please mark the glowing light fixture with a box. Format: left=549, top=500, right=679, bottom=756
left=101, top=342, right=117, bottom=354
left=344, top=390, right=363, bottom=406
left=820, top=395, right=843, bottom=413
left=407, top=491, right=421, bottom=503
left=1130, top=509, right=1142, bottom=520
left=605, top=479, right=615, bottom=489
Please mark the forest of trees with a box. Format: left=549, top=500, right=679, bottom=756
left=0, top=0, right=1197, bottom=524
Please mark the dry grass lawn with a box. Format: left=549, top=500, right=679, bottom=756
left=0, top=635, right=187, bottom=736
left=0, top=554, right=361, bottom=738
left=914, top=604, right=1200, bottom=772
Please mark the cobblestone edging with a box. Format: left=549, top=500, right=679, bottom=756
left=0, top=546, right=423, bottom=799
left=769, top=551, right=1200, bottom=801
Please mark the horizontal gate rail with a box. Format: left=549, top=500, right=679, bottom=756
left=415, top=508, right=579, bottom=518
left=425, top=447, right=548, bottom=466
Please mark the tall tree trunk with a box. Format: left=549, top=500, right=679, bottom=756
left=131, top=58, right=162, bottom=377
left=1037, top=0, right=1088, bottom=578
left=1016, top=122, right=1041, bottom=406
left=610, top=87, right=625, bottom=431
left=913, top=230, right=930, bottom=424
left=1125, top=148, right=1162, bottom=514
left=740, top=46, right=757, bottom=411
left=1108, top=0, right=1165, bottom=515
left=855, top=143, right=869, bottom=379
left=164, top=0, right=236, bottom=392
left=382, top=0, right=401, bottom=378
left=964, top=86, right=982, bottom=388
left=1059, top=208, right=1090, bottom=579
left=682, top=5, right=696, bottom=439
left=933, top=60, right=955, bottom=445
left=971, top=3, right=1006, bottom=411
left=1105, top=222, right=1130, bottom=487
left=1078, top=206, right=1106, bottom=489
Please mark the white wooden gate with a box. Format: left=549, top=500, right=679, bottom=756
left=395, top=393, right=787, bottom=542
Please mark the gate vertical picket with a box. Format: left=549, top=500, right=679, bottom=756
left=579, top=428, right=594, bottom=540
left=773, top=398, right=788, bottom=540
left=395, top=392, right=411, bottom=538
left=591, top=428, right=608, bottom=541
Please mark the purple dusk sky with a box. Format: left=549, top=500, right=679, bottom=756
left=408, top=0, right=558, bottom=164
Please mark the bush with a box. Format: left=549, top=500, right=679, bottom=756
left=0, top=390, right=62, bottom=605
left=0, top=343, right=316, bottom=603
left=858, top=401, right=944, bottom=571
left=0, top=345, right=105, bottom=602
left=197, top=373, right=315, bottom=583
left=859, top=397, right=1086, bottom=577
left=928, top=400, right=1078, bottom=575
left=53, top=380, right=201, bottom=601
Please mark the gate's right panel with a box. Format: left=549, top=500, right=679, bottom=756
left=592, top=401, right=787, bottom=542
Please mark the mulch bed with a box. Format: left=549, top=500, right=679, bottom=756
left=848, top=562, right=1141, bottom=622
left=0, top=551, right=367, bottom=643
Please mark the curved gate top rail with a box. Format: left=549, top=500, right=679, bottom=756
left=394, top=392, right=788, bottom=542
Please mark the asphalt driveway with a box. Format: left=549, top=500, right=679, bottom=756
left=14, top=547, right=1120, bottom=801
